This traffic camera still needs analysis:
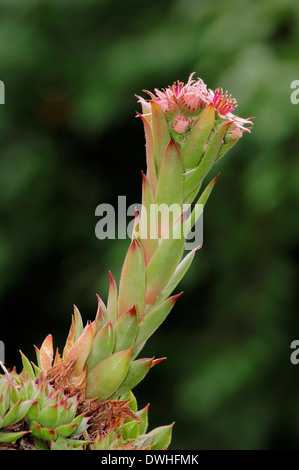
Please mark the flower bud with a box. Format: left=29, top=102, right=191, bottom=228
left=177, top=92, right=202, bottom=115
left=225, top=123, right=243, bottom=142
left=171, top=114, right=191, bottom=134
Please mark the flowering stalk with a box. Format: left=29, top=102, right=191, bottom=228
left=0, top=73, right=252, bottom=450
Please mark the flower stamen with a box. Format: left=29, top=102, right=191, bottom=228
left=213, top=88, right=237, bottom=116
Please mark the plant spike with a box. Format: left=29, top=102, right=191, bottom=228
left=0, top=72, right=252, bottom=450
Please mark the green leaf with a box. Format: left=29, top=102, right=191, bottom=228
left=113, top=306, right=138, bottom=353
left=73, top=305, right=84, bottom=340
left=86, top=348, right=132, bottom=400
left=38, top=404, right=59, bottom=429
left=138, top=423, right=174, bottom=450
left=94, top=295, right=108, bottom=333
left=155, top=139, right=183, bottom=208
left=86, top=322, right=114, bottom=372
left=136, top=404, right=149, bottom=435
left=56, top=424, right=78, bottom=439
left=181, top=103, right=215, bottom=170
left=185, top=173, right=220, bottom=232
left=137, top=113, right=157, bottom=191
left=118, top=238, right=145, bottom=320
left=119, top=391, right=138, bottom=413
left=182, top=121, right=230, bottom=201
left=150, top=101, right=170, bottom=173
left=106, top=271, right=118, bottom=325
left=113, top=358, right=154, bottom=397
left=183, top=183, right=201, bottom=205
left=20, top=351, right=35, bottom=380
left=157, top=246, right=199, bottom=304
left=145, top=215, right=186, bottom=304
left=216, top=138, right=238, bottom=162
left=72, top=415, right=89, bottom=436
left=135, top=294, right=182, bottom=348
left=0, top=431, right=31, bottom=443
left=2, top=399, right=34, bottom=428
left=32, top=363, right=42, bottom=378
left=122, top=420, right=139, bottom=441
left=140, top=172, right=159, bottom=266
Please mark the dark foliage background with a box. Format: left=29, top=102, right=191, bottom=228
left=0, top=0, right=298, bottom=450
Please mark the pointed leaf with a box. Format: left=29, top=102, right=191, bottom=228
left=96, top=294, right=107, bottom=319
left=41, top=429, right=57, bottom=442
left=113, top=357, right=154, bottom=398
left=123, top=390, right=138, bottom=413
left=185, top=173, right=220, bottom=232
left=73, top=305, right=84, bottom=340
left=181, top=103, right=215, bottom=170
left=106, top=272, right=118, bottom=325
left=68, top=323, right=93, bottom=376
left=136, top=404, right=149, bottom=435
left=145, top=216, right=186, bottom=304
left=155, top=139, right=183, bottom=208
left=3, top=398, right=34, bottom=427
left=27, top=399, right=39, bottom=422
left=135, top=293, right=182, bottom=348
left=216, top=138, right=238, bottom=162
left=53, top=348, right=60, bottom=365
left=114, top=306, right=138, bottom=353
left=86, top=322, right=114, bottom=372
left=150, top=101, right=170, bottom=172
left=140, top=172, right=158, bottom=266
left=39, top=335, right=53, bottom=373
left=183, top=182, right=201, bottom=205
left=20, top=351, right=35, bottom=380
left=72, top=415, right=89, bottom=436
left=2, top=399, right=22, bottom=427
left=122, top=420, right=139, bottom=441
left=56, top=423, right=78, bottom=439
left=34, top=345, right=41, bottom=369
left=86, top=348, right=132, bottom=400
left=183, top=122, right=229, bottom=201
left=39, top=404, right=59, bottom=429
left=157, top=246, right=199, bottom=304
left=118, top=238, right=145, bottom=320
left=63, top=316, right=76, bottom=361
left=140, top=423, right=174, bottom=450
left=32, top=363, right=42, bottom=377
left=137, top=112, right=157, bottom=191
left=0, top=431, right=31, bottom=443
left=95, top=295, right=107, bottom=333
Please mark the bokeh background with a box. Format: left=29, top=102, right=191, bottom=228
left=0, top=0, right=298, bottom=450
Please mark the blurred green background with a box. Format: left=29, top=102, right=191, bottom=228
left=0, top=0, right=298, bottom=450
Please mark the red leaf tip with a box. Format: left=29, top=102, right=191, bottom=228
left=174, top=291, right=183, bottom=299
left=108, top=271, right=116, bottom=285
left=212, top=172, right=221, bottom=183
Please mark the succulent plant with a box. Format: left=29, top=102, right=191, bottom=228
left=0, top=374, right=33, bottom=444
left=0, top=73, right=252, bottom=450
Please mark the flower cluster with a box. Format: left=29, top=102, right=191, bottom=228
left=137, top=72, right=253, bottom=141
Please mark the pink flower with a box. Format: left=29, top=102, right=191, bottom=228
left=212, top=88, right=237, bottom=116
left=209, top=87, right=253, bottom=133
left=138, top=72, right=209, bottom=119
left=137, top=73, right=253, bottom=135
